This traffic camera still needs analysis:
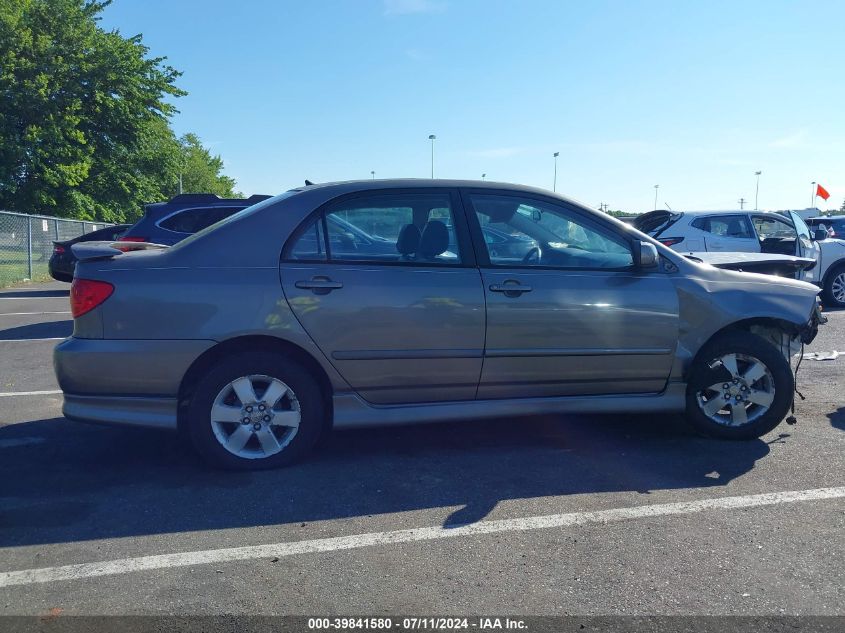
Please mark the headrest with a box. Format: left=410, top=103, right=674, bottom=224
left=418, top=220, right=449, bottom=258
left=396, top=223, right=421, bottom=255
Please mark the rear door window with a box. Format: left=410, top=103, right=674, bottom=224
left=159, top=207, right=243, bottom=233
left=691, top=215, right=754, bottom=238
left=285, top=192, right=463, bottom=265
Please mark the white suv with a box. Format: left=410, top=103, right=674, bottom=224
left=632, top=210, right=845, bottom=304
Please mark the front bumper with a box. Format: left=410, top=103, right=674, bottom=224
left=800, top=299, right=827, bottom=345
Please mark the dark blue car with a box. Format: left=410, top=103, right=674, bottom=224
left=120, top=193, right=272, bottom=246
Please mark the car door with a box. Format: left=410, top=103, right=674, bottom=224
left=280, top=189, right=485, bottom=405
left=787, top=211, right=821, bottom=284
left=463, top=190, right=679, bottom=399
left=692, top=215, right=760, bottom=252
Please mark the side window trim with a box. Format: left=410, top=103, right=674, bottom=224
left=459, top=187, right=636, bottom=271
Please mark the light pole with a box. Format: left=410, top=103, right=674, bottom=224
left=371, top=170, right=375, bottom=180
left=754, top=171, right=762, bottom=210
left=738, top=198, right=747, bottom=210
left=428, top=134, right=436, bottom=178
left=810, top=181, right=816, bottom=209
left=653, top=184, right=660, bottom=210
left=553, top=152, right=559, bottom=192
left=481, top=173, right=486, bottom=181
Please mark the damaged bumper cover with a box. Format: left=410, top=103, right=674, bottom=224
left=800, top=298, right=827, bottom=345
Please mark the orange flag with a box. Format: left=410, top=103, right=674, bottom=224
left=816, top=183, right=830, bottom=200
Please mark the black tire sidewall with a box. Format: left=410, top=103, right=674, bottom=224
left=186, top=352, right=324, bottom=469
left=685, top=331, right=794, bottom=440
left=823, top=264, right=845, bottom=308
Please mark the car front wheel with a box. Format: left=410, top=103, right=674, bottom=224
left=685, top=332, right=794, bottom=440
left=186, top=352, right=325, bottom=469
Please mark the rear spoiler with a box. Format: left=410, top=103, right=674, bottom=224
left=71, top=241, right=170, bottom=262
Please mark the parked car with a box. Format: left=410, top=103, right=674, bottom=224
left=57, top=180, right=824, bottom=469
left=807, top=216, right=845, bottom=238
left=119, top=193, right=272, bottom=246
left=633, top=210, right=824, bottom=285
left=48, top=224, right=131, bottom=282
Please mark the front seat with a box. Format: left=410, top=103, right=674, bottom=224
left=396, top=223, right=421, bottom=261
left=417, top=220, right=449, bottom=262
left=726, top=219, right=744, bottom=237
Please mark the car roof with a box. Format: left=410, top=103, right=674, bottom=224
left=286, top=178, right=588, bottom=208
left=142, top=193, right=271, bottom=218
left=809, top=215, right=845, bottom=221
left=674, top=210, right=788, bottom=216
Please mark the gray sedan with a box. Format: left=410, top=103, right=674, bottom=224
left=56, top=180, right=825, bottom=469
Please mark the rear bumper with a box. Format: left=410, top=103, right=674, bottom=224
left=54, top=337, right=215, bottom=424
left=63, top=393, right=178, bottom=430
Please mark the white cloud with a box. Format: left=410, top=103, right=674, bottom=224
left=383, top=0, right=446, bottom=15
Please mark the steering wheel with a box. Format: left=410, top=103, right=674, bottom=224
left=521, top=246, right=541, bottom=264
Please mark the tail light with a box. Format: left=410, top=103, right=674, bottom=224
left=658, top=237, right=685, bottom=247
left=116, top=236, right=147, bottom=252
left=53, top=245, right=65, bottom=254
left=70, top=279, right=114, bottom=318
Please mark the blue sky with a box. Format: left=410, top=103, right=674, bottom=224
left=100, top=0, right=845, bottom=212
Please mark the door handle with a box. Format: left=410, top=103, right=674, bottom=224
left=295, top=277, right=343, bottom=294
left=489, top=283, right=532, bottom=296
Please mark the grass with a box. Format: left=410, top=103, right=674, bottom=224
left=0, top=249, right=52, bottom=288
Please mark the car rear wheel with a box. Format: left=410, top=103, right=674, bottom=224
left=685, top=332, right=793, bottom=440
left=823, top=264, right=845, bottom=308
left=186, top=352, right=325, bottom=469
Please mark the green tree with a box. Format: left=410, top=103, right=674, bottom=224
left=171, top=133, right=240, bottom=199
left=0, top=0, right=185, bottom=222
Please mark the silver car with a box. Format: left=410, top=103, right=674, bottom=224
left=56, top=180, right=825, bottom=469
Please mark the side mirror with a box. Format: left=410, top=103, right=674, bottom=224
left=813, top=229, right=829, bottom=241
left=634, top=241, right=659, bottom=268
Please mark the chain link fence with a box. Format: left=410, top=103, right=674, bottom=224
left=0, top=210, right=114, bottom=288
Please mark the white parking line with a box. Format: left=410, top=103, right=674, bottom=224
left=0, top=312, right=70, bottom=316
left=0, top=338, right=66, bottom=343
left=0, top=390, right=62, bottom=397
left=1, top=486, right=842, bottom=588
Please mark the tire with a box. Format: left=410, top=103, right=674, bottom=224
left=685, top=331, right=794, bottom=440
left=185, top=352, right=325, bottom=469
left=823, top=264, right=845, bottom=308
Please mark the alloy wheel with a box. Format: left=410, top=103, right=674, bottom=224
left=695, top=353, right=776, bottom=427
left=832, top=272, right=845, bottom=305
left=209, top=374, right=301, bottom=459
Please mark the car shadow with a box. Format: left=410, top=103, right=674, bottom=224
left=828, top=407, right=845, bottom=432
left=0, top=414, right=769, bottom=547
left=0, top=320, right=72, bottom=340
left=0, top=288, right=69, bottom=298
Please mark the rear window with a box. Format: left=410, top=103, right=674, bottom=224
left=158, top=206, right=244, bottom=233
left=632, top=210, right=680, bottom=235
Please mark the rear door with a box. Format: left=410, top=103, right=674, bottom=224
left=464, top=190, right=679, bottom=399
left=280, top=189, right=486, bottom=405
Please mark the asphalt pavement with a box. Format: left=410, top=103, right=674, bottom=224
left=0, top=280, right=843, bottom=618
